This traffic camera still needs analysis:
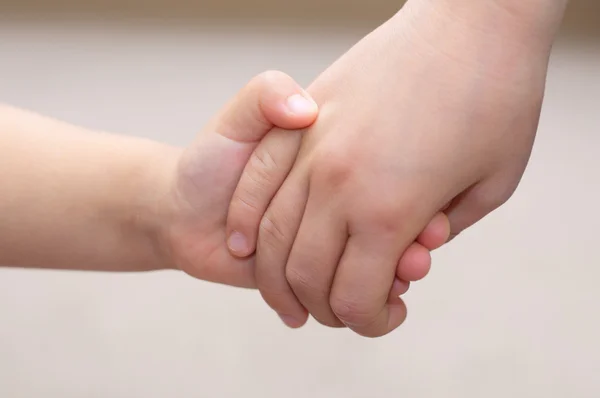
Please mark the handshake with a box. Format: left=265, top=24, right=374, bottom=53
left=157, top=3, right=559, bottom=337
left=165, top=69, right=451, bottom=337
left=1, top=1, right=563, bottom=338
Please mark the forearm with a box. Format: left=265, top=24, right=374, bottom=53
left=405, top=0, right=569, bottom=47
left=0, top=105, right=180, bottom=271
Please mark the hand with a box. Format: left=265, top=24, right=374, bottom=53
left=226, top=1, right=556, bottom=336
left=156, top=71, right=319, bottom=287
left=163, top=69, right=448, bottom=292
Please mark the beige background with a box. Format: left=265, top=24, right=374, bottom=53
left=0, top=0, right=599, bottom=396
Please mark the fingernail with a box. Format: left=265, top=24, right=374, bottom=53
left=278, top=314, right=302, bottom=328
left=286, top=93, right=317, bottom=116
left=227, top=231, right=248, bottom=255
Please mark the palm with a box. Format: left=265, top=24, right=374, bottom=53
left=164, top=135, right=257, bottom=289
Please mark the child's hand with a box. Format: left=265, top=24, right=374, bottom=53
left=225, top=121, right=450, bottom=320
left=157, top=71, right=319, bottom=288
left=224, top=0, right=552, bottom=335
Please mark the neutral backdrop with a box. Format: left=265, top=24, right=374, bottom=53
left=0, top=1, right=599, bottom=397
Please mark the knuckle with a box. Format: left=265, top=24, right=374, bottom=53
left=237, top=149, right=278, bottom=202
left=229, top=191, right=260, bottom=215
left=253, top=70, right=289, bottom=88
left=285, top=267, right=328, bottom=302
left=329, top=294, right=378, bottom=327
left=360, top=197, right=417, bottom=235
left=259, top=213, right=287, bottom=248
left=230, top=148, right=280, bottom=214
left=249, top=146, right=278, bottom=182
left=369, top=202, right=407, bottom=228
left=262, top=69, right=290, bottom=83
left=311, top=144, right=356, bottom=190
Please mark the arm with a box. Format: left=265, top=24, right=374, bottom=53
left=0, top=105, right=177, bottom=271
left=0, top=70, right=319, bottom=281
left=225, top=0, right=570, bottom=335
left=420, top=0, right=568, bottom=46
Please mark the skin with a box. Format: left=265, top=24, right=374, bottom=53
left=0, top=71, right=320, bottom=281
left=227, top=0, right=570, bottom=336
left=0, top=70, right=446, bottom=295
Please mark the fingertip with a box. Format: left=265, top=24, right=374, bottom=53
left=256, top=71, right=318, bottom=129
left=418, top=212, right=451, bottom=250
left=227, top=231, right=254, bottom=258
left=278, top=311, right=309, bottom=329
left=226, top=208, right=259, bottom=258
left=439, top=212, right=451, bottom=243
left=349, top=301, right=407, bottom=338
left=396, top=243, right=431, bottom=282
left=386, top=297, right=408, bottom=334
left=262, top=92, right=317, bottom=130
left=285, top=93, right=319, bottom=119
left=390, top=278, right=410, bottom=297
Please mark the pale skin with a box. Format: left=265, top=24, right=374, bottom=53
left=0, top=72, right=320, bottom=278
left=0, top=71, right=446, bottom=292
left=226, top=0, right=570, bottom=336
left=1, top=0, right=569, bottom=338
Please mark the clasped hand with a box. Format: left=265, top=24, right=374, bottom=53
left=226, top=1, right=551, bottom=337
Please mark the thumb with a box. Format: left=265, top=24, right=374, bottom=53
left=171, top=71, right=318, bottom=289
left=204, top=70, right=318, bottom=143
left=445, top=179, right=513, bottom=241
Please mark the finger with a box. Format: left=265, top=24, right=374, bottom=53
left=389, top=279, right=410, bottom=297
left=177, top=71, right=316, bottom=289
left=193, top=70, right=317, bottom=207
left=227, top=128, right=303, bottom=258
left=285, top=194, right=347, bottom=328
left=392, top=212, right=449, bottom=284
left=396, top=243, right=431, bottom=282
left=445, top=182, right=509, bottom=241
left=255, top=168, right=310, bottom=329
left=205, top=70, right=318, bottom=143
left=329, top=233, right=409, bottom=338
left=416, top=212, right=451, bottom=250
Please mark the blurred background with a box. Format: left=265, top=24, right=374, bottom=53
left=0, top=0, right=599, bottom=396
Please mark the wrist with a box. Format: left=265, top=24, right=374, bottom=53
left=116, top=138, right=183, bottom=272
left=0, top=105, right=184, bottom=272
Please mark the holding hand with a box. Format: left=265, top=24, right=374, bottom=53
left=0, top=71, right=316, bottom=285
left=166, top=69, right=447, bottom=292
left=227, top=0, right=564, bottom=336
left=158, top=71, right=320, bottom=287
